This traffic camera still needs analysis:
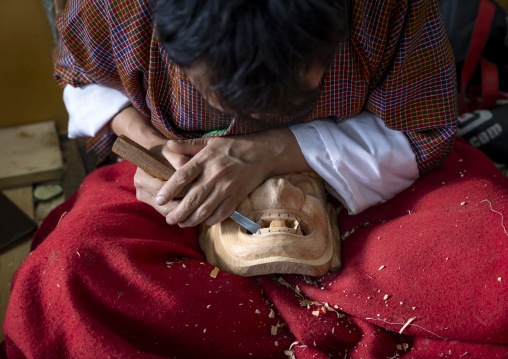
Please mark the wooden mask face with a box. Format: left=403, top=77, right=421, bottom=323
left=199, top=172, right=341, bottom=277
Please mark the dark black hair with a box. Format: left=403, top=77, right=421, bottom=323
left=154, top=0, right=348, bottom=117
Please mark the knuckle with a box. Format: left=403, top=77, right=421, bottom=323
left=187, top=193, right=201, bottom=209
left=196, top=205, right=212, bottom=219
left=174, top=170, right=193, bottom=184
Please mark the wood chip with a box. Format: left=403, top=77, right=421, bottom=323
left=271, top=326, right=278, bottom=336
left=399, top=317, right=416, bottom=334
left=383, top=294, right=390, bottom=300
left=210, top=267, right=220, bottom=278
left=255, top=309, right=261, bottom=314
left=378, top=265, right=385, bottom=270
left=402, top=343, right=409, bottom=351
left=498, top=277, right=502, bottom=282
left=311, top=310, right=320, bottom=317
left=269, top=309, right=275, bottom=318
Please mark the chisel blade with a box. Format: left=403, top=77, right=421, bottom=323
left=229, top=211, right=261, bottom=233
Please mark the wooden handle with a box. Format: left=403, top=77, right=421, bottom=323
left=112, top=135, right=175, bottom=181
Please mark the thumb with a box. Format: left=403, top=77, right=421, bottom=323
left=167, top=138, right=208, bottom=156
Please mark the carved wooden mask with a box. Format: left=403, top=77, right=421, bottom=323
left=199, top=172, right=341, bottom=277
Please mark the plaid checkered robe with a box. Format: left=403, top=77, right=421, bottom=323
left=54, top=0, right=457, bottom=172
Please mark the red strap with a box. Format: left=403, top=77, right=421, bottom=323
left=459, top=0, right=496, bottom=113
left=480, top=58, right=499, bottom=109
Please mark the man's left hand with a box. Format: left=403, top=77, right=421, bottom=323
left=155, top=127, right=311, bottom=227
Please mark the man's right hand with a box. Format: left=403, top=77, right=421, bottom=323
left=110, top=105, right=190, bottom=218
left=133, top=143, right=190, bottom=217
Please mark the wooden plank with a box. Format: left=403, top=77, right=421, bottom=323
left=0, top=186, right=35, bottom=342
left=0, top=121, right=64, bottom=189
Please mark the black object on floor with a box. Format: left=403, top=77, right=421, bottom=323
left=0, top=192, right=37, bottom=251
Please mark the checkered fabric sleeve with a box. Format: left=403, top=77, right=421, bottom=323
left=53, top=0, right=153, bottom=160
left=53, top=0, right=458, bottom=171
left=359, top=0, right=458, bottom=172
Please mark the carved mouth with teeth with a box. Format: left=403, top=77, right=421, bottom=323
left=247, top=212, right=311, bottom=236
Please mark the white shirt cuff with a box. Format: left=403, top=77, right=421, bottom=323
left=64, top=84, right=130, bottom=138
left=290, top=111, right=419, bottom=214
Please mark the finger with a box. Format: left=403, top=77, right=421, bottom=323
left=165, top=180, right=214, bottom=225
left=202, top=197, right=240, bottom=227
left=167, top=138, right=208, bottom=156
left=134, top=169, right=183, bottom=217
left=137, top=187, right=181, bottom=217
left=161, top=145, right=190, bottom=170
left=176, top=183, right=239, bottom=227
left=134, top=168, right=165, bottom=196
left=156, top=162, right=201, bottom=205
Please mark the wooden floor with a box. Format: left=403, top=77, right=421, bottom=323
left=0, top=187, right=34, bottom=343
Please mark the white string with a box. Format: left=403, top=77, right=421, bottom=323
left=365, top=317, right=447, bottom=340
left=479, top=199, right=508, bottom=237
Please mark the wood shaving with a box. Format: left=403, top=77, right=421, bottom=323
left=302, top=275, right=315, bottom=285
left=277, top=277, right=292, bottom=288
left=271, top=326, right=278, bottom=336
left=255, top=309, right=261, bottom=314
left=379, top=265, right=385, bottom=270
left=284, top=341, right=300, bottom=358
left=284, top=349, right=294, bottom=358
left=210, top=267, right=219, bottom=278
left=323, top=302, right=345, bottom=318
left=498, top=277, right=502, bottom=282
left=312, top=310, right=320, bottom=317
left=269, top=309, right=275, bottom=318
left=402, top=343, right=409, bottom=351
left=399, top=317, right=416, bottom=334
left=383, top=294, right=390, bottom=300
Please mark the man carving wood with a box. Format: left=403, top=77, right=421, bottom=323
left=3, top=0, right=507, bottom=358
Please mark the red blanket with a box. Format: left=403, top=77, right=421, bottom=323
left=3, top=138, right=507, bottom=358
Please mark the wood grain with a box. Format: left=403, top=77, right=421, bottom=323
left=112, top=135, right=175, bottom=180
left=199, top=173, right=341, bottom=277
left=0, top=121, right=64, bottom=189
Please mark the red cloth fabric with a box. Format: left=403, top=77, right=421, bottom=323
left=3, top=138, right=508, bottom=358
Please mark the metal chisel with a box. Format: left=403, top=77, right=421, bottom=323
left=112, top=135, right=261, bottom=233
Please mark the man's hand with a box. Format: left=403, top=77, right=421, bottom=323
left=110, top=106, right=190, bottom=218
left=133, top=144, right=190, bottom=217
left=155, top=128, right=311, bottom=227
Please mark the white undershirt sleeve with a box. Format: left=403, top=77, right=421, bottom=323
left=289, top=111, right=419, bottom=214
left=64, top=84, right=131, bottom=138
